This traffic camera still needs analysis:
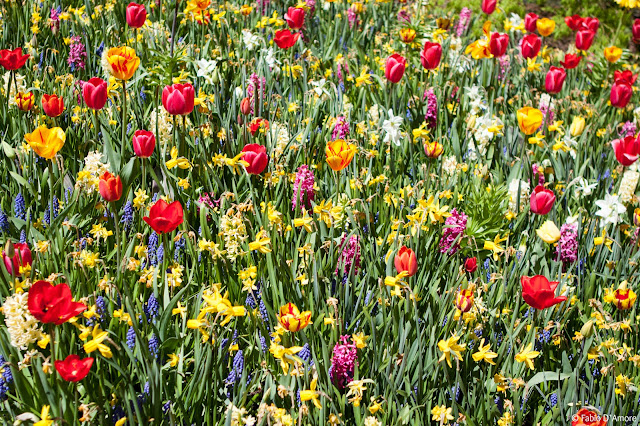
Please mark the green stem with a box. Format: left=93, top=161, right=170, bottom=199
left=113, top=206, right=122, bottom=281
left=121, top=80, right=127, bottom=162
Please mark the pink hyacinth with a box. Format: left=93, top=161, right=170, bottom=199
left=332, top=116, right=350, bottom=140
left=439, top=208, right=468, bottom=255
left=455, top=7, right=471, bottom=37
left=424, top=89, right=437, bottom=129
left=335, top=234, right=361, bottom=276
left=556, top=223, right=578, bottom=266
left=247, top=73, right=266, bottom=115
left=292, top=165, right=315, bottom=211
left=330, top=335, right=357, bottom=389
left=498, top=55, right=511, bottom=80
left=620, top=121, right=637, bottom=138
left=68, top=36, right=86, bottom=71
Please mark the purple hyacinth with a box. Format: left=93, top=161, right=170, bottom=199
left=292, top=165, right=315, bottom=211
left=556, top=223, right=578, bottom=266
left=335, top=234, right=361, bottom=276
left=439, top=209, right=468, bottom=255
left=330, top=335, right=357, bottom=389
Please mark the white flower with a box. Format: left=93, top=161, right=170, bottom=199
left=594, top=193, right=626, bottom=227
left=262, top=47, right=280, bottom=71
left=310, top=78, right=330, bottom=98
left=242, top=29, right=261, bottom=51
left=508, top=179, right=530, bottom=212
left=570, top=177, right=597, bottom=197
left=194, top=59, right=218, bottom=85
left=382, top=109, right=404, bottom=146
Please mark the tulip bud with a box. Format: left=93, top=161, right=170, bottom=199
left=455, top=288, right=474, bottom=313
left=4, top=241, right=14, bottom=258
left=240, top=97, right=252, bottom=115
left=464, top=257, right=477, bottom=273
left=580, top=319, right=595, bottom=338
left=569, top=116, right=585, bottom=137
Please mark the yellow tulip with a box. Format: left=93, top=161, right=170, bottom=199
left=326, top=139, right=357, bottom=171
left=569, top=116, right=586, bottom=137
left=25, top=126, right=65, bottom=159
left=536, top=220, right=560, bottom=243
left=536, top=18, right=555, bottom=37
left=517, top=107, right=544, bottom=135
left=604, top=46, right=622, bottom=63
left=107, top=46, right=140, bottom=81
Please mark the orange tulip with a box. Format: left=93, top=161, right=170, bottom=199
left=394, top=246, right=418, bottom=277
left=325, top=139, right=356, bottom=171
left=98, top=172, right=123, bottom=202
left=278, top=303, right=312, bottom=332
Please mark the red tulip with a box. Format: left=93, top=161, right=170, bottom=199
left=564, top=15, right=583, bottom=31
left=274, top=29, right=300, bottom=49
left=575, top=29, right=595, bottom=51
left=55, top=355, right=93, bottom=382
left=385, top=53, right=406, bottom=83
left=162, top=83, right=195, bottom=115
left=530, top=185, right=555, bottom=215
left=27, top=280, right=87, bottom=325
left=545, top=66, right=566, bottom=94
left=241, top=144, right=269, bottom=174
left=481, top=0, right=497, bottom=15
left=0, top=47, right=29, bottom=71
left=143, top=200, right=184, bottom=234
left=41, top=94, right=64, bottom=118
left=420, top=42, right=442, bottom=70
left=521, top=275, right=567, bottom=310
left=633, top=19, right=640, bottom=44
left=126, top=2, right=147, bottom=28
left=612, top=135, right=640, bottom=166
left=464, top=257, right=477, bottom=273
left=560, top=53, right=581, bottom=69
left=98, top=172, right=122, bottom=202
left=614, top=70, right=637, bottom=85
left=132, top=130, right=156, bottom=158
left=82, top=77, right=108, bottom=110
left=581, top=17, right=599, bottom=33
left=394, top=246, right=418, bottom=277
left=2, top=243, right=32, bottom=276
left=524, top=13, right=539, bottom=33
left=610, top=81, right=633, bottom=109
left=489, top=33, right=509, bottom=57
left=520, top=34, right=541, bottom=59
left=285, top=7, right=305, bottom=30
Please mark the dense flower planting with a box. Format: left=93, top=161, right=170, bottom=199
left=0, top=0, right=640, bottom=425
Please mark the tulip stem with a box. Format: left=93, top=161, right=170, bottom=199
left=49, top=159, right=55, bottom=228
left=113, top=205, right=121, bottom=281
left=5, top=71, right=12, bottom=110
left=121, top=80, right=127, bottom=162
left=93, top=109, right=99, bottom=143
left=142, top=158, right=146, bottom=193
